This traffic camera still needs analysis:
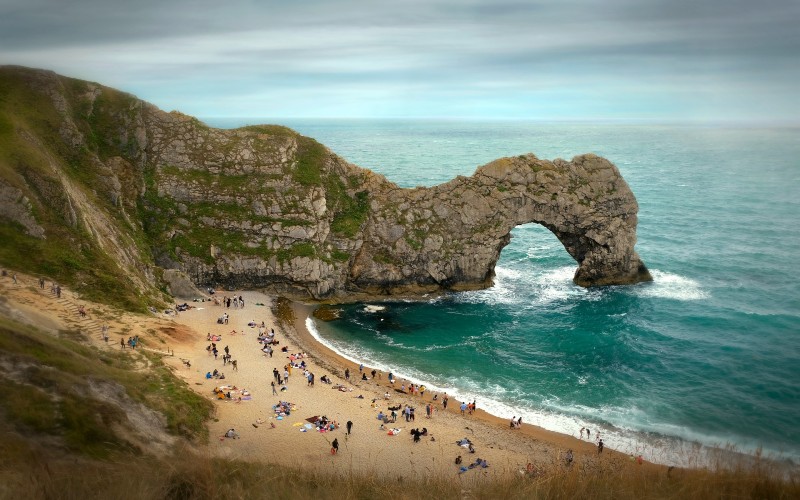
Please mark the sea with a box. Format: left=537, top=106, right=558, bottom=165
left=206, top=118, right=800, bottom=467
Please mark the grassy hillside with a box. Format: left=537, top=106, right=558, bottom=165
left=0, top=66, right=162, bottom=312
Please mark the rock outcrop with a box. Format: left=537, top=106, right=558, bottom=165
left=0, top=66, right=650, bottom=304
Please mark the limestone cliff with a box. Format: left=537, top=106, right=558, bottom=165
left=0, top=66, right=650, bottom=305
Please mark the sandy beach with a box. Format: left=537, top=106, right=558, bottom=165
left=165, top=289, right=633, bottom=480
left=0, top=273, right=643, bottom=481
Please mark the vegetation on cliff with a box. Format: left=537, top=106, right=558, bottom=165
left=0, top=65, right=649, bottom=312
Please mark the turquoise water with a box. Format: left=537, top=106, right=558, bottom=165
left=207, top=119, right=800, bottom=466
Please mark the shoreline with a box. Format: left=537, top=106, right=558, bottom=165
left=284, top=299, right=642, bottom=470
left=1, top=271, right=788, bottom=481
left=285, top=300, right=797, bottom=473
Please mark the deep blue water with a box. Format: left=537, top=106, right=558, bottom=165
left=207, top=118, right=800, bottom=466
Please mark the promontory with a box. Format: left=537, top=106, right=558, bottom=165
left=0, top=66, right=651, bottom=307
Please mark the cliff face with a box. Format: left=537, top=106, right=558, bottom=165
left=0, top=66, right=650, bottom=304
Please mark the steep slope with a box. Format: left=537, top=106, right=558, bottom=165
left=0, top=66, right=650, bottom=304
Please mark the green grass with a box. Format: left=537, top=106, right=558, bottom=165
left=330, top=190, right=369, bottom=238
left=0, top=316, right=213, bottom=457
left=0, top=222, right=152, bottom=311
left=293, top=136, right=326, bottom=186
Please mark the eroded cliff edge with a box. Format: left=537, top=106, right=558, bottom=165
left=0, top=66, right=651, bottom=304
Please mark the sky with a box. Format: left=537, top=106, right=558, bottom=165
left=1, top=0, right=798, bottom=123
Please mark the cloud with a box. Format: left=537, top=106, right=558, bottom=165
left=1, top=0, right=798, bottom=121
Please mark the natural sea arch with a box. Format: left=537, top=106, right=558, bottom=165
left=346, top=153, right=652, bottom=296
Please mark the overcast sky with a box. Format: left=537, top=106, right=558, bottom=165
left=1, top=0, right=798, bottom=123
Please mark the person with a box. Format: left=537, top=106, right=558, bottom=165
left=346, top=420, right=353, bottom=435
left=637, top=454, right=643, bottom=465
left=598, top=439, right=604, bottom=453
left=455, top=455, right=462, bottom=465
left=271, top=381, right=277, bottom=395
left=510, top=416, right=516, bottom=428
left=331, top=438, right=339, bottom=455
left=225, top=428, right=239, bottom=439
left=580, top=427, right=585, bottom=439
left=460, top=402, right=467, bottom=416
left=586, top=428, right=591, bottom=440
left=361, top=372, right=367, bottom=381
left=377, top=411, right=385, bottom=421
left=565, top=449, right=574, bottom=466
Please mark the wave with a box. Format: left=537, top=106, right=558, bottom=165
left=305, top=316, right=797, bottom=467
left=458, top=265, right=591, bottom=307
left=634, top=269, right=709, bottom=301
left=363, top=305, right=387, bottom=313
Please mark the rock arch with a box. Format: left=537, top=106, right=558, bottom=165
left=348, top=153, right=651, bottom=295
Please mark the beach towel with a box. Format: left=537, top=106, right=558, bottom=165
left=305, top=416, right=319, bottom=423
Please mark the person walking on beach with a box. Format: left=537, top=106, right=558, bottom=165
left=331, top=438, right=339, bottom=455
left=598, top=439, right=604, bottom=454
left=580, top=427, right=585, bottom=439
left=460, top=402, right=467, bottom=416
left=345, top=368, right=350, bottom=381
left=346, top=420, right=353, bottom=435
left=271, top=381, right=277, bottom=395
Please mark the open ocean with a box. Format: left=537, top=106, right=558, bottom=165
left=207, top=118, right=800, bottom=467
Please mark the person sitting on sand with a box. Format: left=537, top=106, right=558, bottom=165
left=225, top=429, right=239, bottom=439
left=377, top=411, right=385, bottom=421
left=384, top=392, right=390, bottom=400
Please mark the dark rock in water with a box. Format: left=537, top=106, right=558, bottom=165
left=0, top=65, right=651, bottom=305
left=313, top=306, right=342, bottom=321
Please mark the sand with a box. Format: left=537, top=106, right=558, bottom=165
left=0, top=271, right=638, bottom=481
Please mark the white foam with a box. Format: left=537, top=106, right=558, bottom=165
left=363, top=305, right=386, bottom=313
left=635, top=269, right=709, bottom=301
left=305, top=315, right=796, bottom=468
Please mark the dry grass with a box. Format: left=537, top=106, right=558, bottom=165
left=0, top=442, right=796, bottom=500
